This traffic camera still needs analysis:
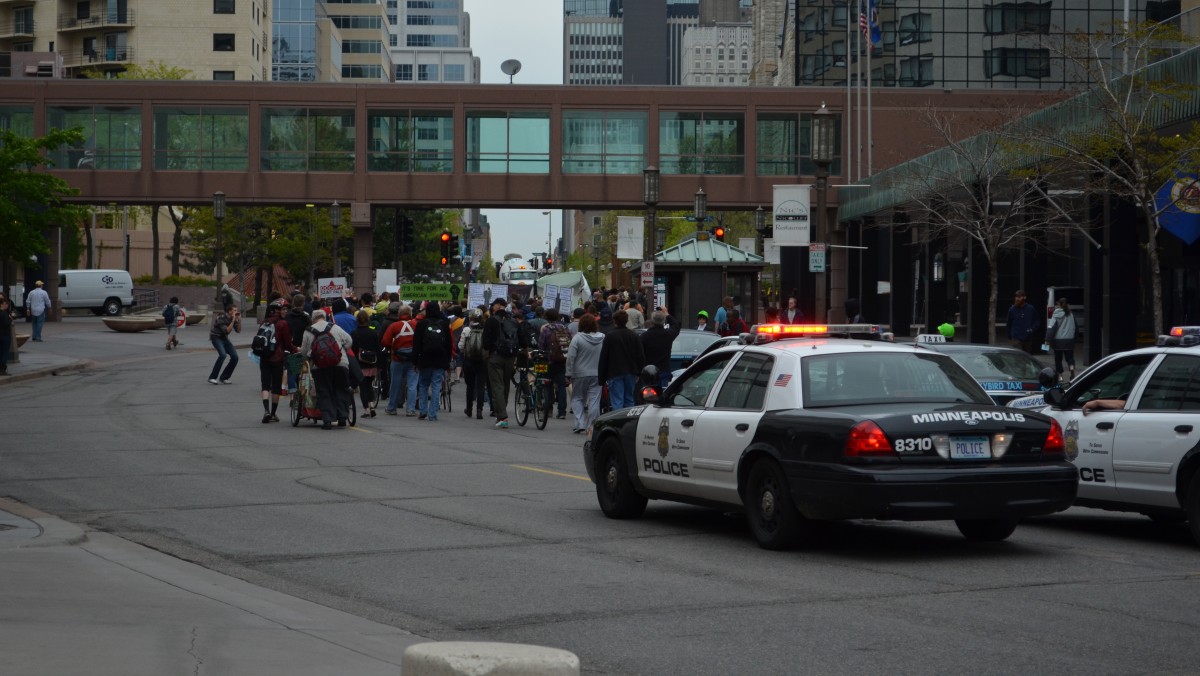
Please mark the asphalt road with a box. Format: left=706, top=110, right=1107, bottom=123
left=2, top=317, right=1199, bottom=675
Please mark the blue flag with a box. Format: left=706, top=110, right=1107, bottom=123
left=1154, top=174, right=1200, bottom=245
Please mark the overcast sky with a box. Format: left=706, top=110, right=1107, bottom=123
left=462, top=0, right=564, bottom=263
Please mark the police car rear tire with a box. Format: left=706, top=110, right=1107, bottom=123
left=1186, top=472, right=1200, bottom=546
left=596, top=439, right=647, bottom=519
left=954, top=518, right=1018, bottom=542
left=745, top=459, right=808, bottom=550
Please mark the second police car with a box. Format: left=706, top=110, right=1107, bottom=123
left=582, top=324, right=1078, bottom=550
left=1022, top=327, right=1200, bottom=545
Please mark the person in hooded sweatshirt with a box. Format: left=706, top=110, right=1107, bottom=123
left=566, top=312, right=606, bottom=433
left=596, top=304, right=617, bottom=335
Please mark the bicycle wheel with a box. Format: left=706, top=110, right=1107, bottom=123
left=348, top=388, right=357, bottom=427
left=533, top=381, right=549, bottom=430
left=290, top=392, right=301, bottom=426
left=515, top=379, right=530, bottom=426
left=441, top=372, right=452, bottom=412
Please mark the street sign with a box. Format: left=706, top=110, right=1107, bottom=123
left=684, top=216, right=714, bottom=222
left=640, top=261, right=654, bottom=287
left=809, top=243, right=826, bottom=272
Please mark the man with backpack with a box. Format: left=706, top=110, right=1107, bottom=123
left=482, top=297, right=524, bottom=430
left=413, top=302, right=452, bottom=422
left=255, top=300, right=297, bottom=423
left=381, top=304, right=417, bottom=416
left=162, top=296, right=182, bottom=350
left=300, top=309, right=354, bottom=429
left=457, top=307, right=487, bottom=419
left=538, top=308, right=571, bottom=420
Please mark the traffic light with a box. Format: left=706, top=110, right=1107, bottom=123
left=400, top=216, right=415, bottom=253
left=448, top=234, right=460, bottom=264
left=439, top=231, right=451, bottom=265
left=545, top=256, right=553, bottom=269
left=712, top=226, right=726, bottom=242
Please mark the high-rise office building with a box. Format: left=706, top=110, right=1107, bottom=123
left=386, top=0, right=479, bottom=83
left=274, top=0, right=393, bottom=82
left=0, top=0, right=269, bottom=80
left=563, top=0, right=702, bottom=85
left=681, top=22, right=753, bottom=85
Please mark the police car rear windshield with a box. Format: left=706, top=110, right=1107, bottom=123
left=802, top=353, right=991, bottom=408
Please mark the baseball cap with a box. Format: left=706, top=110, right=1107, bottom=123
left=387, top=301, right=401, bottom=317
left=35, top=280, right=44, bottom=287
left=937, top=323, right=956, bottom=339
left=697, top=310, right=709, bottom=318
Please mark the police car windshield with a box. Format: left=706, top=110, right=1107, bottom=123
left=802, top=352, right=991, bottom=408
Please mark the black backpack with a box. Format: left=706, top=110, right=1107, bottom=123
left=251, top=322, right=277, bottom=358
left=495, top=318, right=519, bottom=357
left=421, top=321, right=448, bottom=361
left=162, top=303, right=176, bottom=324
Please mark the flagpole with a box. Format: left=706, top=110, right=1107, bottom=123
left=856, top=0, right=863, bottom=182
left=845, top=0, right=854, bottom=184
left=866, top=0, right=873, bottom=176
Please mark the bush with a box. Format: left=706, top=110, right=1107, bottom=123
left=133, top=274, right=217, bottom=287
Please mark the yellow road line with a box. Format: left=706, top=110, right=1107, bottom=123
left=349, top=425, right=373, bottom=434
left=511, top=464, right=591, bottom=482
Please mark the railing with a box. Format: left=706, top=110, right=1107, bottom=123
left=62, top=46, right=136, bottom=68
left=0, top=20, right=35, bottom=37
left=57, top=10, right=136, bottom=31
left=132, top=288, right=159, bottom=310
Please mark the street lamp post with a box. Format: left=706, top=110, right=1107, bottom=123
left=542, top=210, right=552, bottom=271
left=694, top=187, right=707, bottom=230
left=212, top=191, right=225, bottom=307
left=811, top=103, right=836, bottom=322
left=330, top=201, right=342, bottom=277
left=592, top=233, right=601, bottom=289
left=306, top=203, right=316, bottom=292
left=643, top=166, right=659, bottom=264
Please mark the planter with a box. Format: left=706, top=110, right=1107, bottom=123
left=16, top=334, right=30, bottom=348
left=102, top=317, right=159, bottom=333
left=185, top=311, right=207, bottom=326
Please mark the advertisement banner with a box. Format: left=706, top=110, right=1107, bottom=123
left=616, top=216, right=644, bottom=260
left=317, top=277, right=348, bottom=299
left=773, top=184, right=811, bottom=246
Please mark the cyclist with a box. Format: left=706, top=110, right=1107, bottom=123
left=537, top=308, right=571, bottom=419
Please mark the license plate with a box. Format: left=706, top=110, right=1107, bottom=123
left=950, top=435, right=991, bottom=459
left=532, top=363, right=548, bottom=374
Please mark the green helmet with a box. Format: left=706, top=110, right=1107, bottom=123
left=937, top=322, right=955, bottom=339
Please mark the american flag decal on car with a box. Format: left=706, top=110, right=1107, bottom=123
left=774, top=373, right=792, bottom=387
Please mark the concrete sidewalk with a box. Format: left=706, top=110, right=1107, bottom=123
left=0, top=498, right=423, bottom=676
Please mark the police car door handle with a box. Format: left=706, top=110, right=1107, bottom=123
left=1096, top=422, right=1115, bottom=431
left=1176, top=425, right=1194, bottom=434
left=681, top=419, right=694, bottom=427
left=735, top=423, right=750, bottom=432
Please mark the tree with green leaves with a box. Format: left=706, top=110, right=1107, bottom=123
left=1028, top=21, right=1200, bottom=336
left=0, top=128, right=89, bottom=293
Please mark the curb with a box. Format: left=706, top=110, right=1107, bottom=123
left=0, top=360, right=93, bottom=387
left=0, top=497, right=88, bottom=548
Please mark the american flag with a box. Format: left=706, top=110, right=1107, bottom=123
left=774, top=373, right=793, bottom=387
left=858, top=0, right=872, bottom=53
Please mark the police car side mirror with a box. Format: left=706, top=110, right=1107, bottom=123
left=1037, top=367, right=1058, bottom=388
left=1044, top=387, right=1066, bottom=408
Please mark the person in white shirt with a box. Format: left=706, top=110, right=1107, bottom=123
left=26, top=281, right=52, bottom=341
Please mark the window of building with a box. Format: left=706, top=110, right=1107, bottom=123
left=13, top=6, right=33, bottom=33
left=660, top=112, right=744, bottom=175
left=983, top=2, right=1051, bottom=35
left=898, top=12, right=932, bottom=45
left=214, top=33, right=235, bottom=51
left=368, top=109, right=453, bottom=172
left=563, top=111, right=647, bottom=174
left=390, top=34, right=398, bottom=47
left=882, top=21, right=896, bottom=52
left=831, top=41, right=846, bottom=67
left=331, top=15, right=384, bottom=29
left=418, top=64, right=438, bottom=81
left=1146, top=0, right=1182, bottom=23
left=832, top=4, right=848, bottom=26
left=396, top=64, right=413, bottom=80
left=214, top=0, right=235, bottom=14
left=343, top=64, right=385, bottom=79
left=899, top=55, right=934, bottom=86
left=444, top=64, right=466, bottom=81
left=214, top=70, right=235, bottom=80
left=342, top=40, right=383, bottom=54
left=467, top=110, right=550, bottom=174
left=407, top=14, right=458, bottom=26
left=984, top=48, right=1050, bottom=78
left=407, top=34, right=458, bottom=47
left=77, top=1, right=90, bottom=20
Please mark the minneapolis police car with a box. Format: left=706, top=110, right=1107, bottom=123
left=582, top=325, right=1078, bottom=549
left=1028, top=326, right=1200, bottom=545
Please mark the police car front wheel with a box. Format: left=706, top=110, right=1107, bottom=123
left=596, top=439, right=647, bottom=519
left=745, top=459, right=810, bottom=550
left=954, top=518, right=1018, bottom=542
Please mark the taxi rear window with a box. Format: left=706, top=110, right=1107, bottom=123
left=802, top=353, right=991, bottom=408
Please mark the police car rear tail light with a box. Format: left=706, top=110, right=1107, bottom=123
left=1157, top=326, right=1200, bottom=347
left=844, top=421, right=896, bottom=457
left=1042, top=420, right=1065, bottom=460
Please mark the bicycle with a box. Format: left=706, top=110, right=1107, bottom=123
left=514, top=350, right=550, bottom=429
left=440, top=369, right=453, bottom=413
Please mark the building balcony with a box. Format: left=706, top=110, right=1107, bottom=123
left=62, top=46, right=135, bottom=68
left=58, top=10, right=136, bottom=32
left=0, top=21, right=35, bottom=39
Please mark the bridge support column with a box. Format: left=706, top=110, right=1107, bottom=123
left=352, top=203, right=373, bottom=297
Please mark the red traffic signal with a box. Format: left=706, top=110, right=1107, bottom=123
left=713, top=226, right=726, bottom=241
left=439, top=255, right=449, bottom=266
left=439, top=231, right=451, bottom=243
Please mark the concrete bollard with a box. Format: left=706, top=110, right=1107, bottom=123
left=402, top=642, right=580, bottom=676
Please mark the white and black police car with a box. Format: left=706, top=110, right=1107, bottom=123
left=1023, top=326, right=1200, bottom=545
left=582, top=324, right=1078, bottom=550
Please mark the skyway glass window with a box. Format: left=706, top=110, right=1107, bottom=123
left=47, top=105, right=141, bottom=170
left=261, top=108, right=355, bottom=171
left=757, top=112, right=842, bottom=176
left=660, top=112, right=744, bottom=175
left=153, top=107, right=249, bottom=170
left=0, top=106, right=34, bottom=137
left=367, top=109, right=453, bottom=172
left=562, top=111, right=647, bottom=175
left=467, top=111, right=550, bottom=174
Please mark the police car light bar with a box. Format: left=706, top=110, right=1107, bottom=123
left=751, top=323, right=893, bottom=342
left=1158, top=326, right=1200, bottom=347
left=757, top=324, right=832, bottom=335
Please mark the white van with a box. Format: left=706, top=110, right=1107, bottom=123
left=58, top=269, right=134, bottom=316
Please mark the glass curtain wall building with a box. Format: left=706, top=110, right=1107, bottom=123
left=387, top=0, right=480, bottom=83
left=563, top=0, right=701, bottom=85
